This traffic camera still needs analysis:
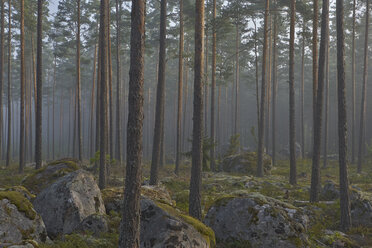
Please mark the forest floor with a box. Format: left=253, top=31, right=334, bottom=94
left=1, top=158, right=372, bottom=247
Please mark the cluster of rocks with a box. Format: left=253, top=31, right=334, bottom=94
left=3, top=158, right=372, bottom=248
left=0, top=160, right=212, bottom=248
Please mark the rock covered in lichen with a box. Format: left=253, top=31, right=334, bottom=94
left=137, top=198, right=213, bottom=248
left=78, top=213, right=108, bottom=236
left=0, top=191, right=47, bottom=245
left=102, top=184, right=174, bottom=214
left=220, top=152, right=272, bottom=175
left=204, top=193, right=309, bottom=248
left=22, top=158, right=79, bottom=194
left=33, top=169, right=105, bottom=238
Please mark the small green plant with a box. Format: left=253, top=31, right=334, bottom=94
left=90, top=151, right=116, bottom=167
left=183, top=136, right=216, bottom=171
left=225, top=134, right=241, bottom=157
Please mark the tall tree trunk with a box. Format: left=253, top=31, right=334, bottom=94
left=76, top=0, right=82, bottom=162
left=59, top=91, right=63, bottom=156
left=210, top=0, right=216, bottom=171
left=257, top=0, right=270, bottom=177
left=19, top=0, right=25, bottom=173
left=35, top=0, right=43, bottom=169
left=6, top=0, right=11, bottom=167
left=289, top=0, right=297, bottom=185
left=336, top=0, right=351, bottom=231
left=52, top=55, right=56, bottom=160
left=182, top=58, right=189, bottom=152
left=150, top=0, right=167, bottom=185
left=0, top=0, right=4, bottom=161
left=95, top=37, right=101, bottom=168
left=357, top=0, right=369, bottom=173
left=351, top=0, right=356, bottom=164
left=175, top=0, right=184, bottom=175
left=266, top=16, right=272, bottom=153
left=115, top=0, right=122, bottom=163
left=301, top=21, right=306, bottom=159
left=109, top=32, right=114, bottom=161
left=204, top=24, right=208, bottom=135
left=254, top=18, right=259, bottom=129
left=310, top=0, right=329, bottom=201
left=118, top=0, right=145, bottom=245
left=313, top=0, right=318, bottom=147
left=234, top=24, right=239, bottom=136
left=98, top=0, right=109, bottom=190
left=189, top=0, right=204, bottom=220
left=90, top=42, right=98, bottom=158
left=271, top=7, right=278, bottom=167
left=323, top=42, right=329, bottom=168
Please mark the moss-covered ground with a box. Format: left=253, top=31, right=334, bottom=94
left=2, top=157, right=372, bottom=247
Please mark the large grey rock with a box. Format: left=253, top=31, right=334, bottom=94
left=33, top=170, right=105, bottom=238
left=22, top=158, right=79, bottom=194
left=138, top=198, right=213, bottom=248
left=220, top=152, right=272, bottom=175
left=78, top=214, right=108, bottom=236
left=0, top=192, right=47, bottom=245
left=320, top=180, right=340, bottom=201
left=102, top=185, right=173, bottom=214
left=351, top=191, right=372, bottom=227
left=204, top=193, right=309, bottom=248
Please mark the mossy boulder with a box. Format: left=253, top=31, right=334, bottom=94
left=0, top=191, right=47, bottom=245
left=33, top=170, right=105, bottom=238
left=350, top=191, right=372, bottom=228
left=220, top=152, right=272, bottom=175
left=101, top=185, right=174, bottom=214
left=204, top=193, right=309, bottom=248
left=136, top=198, right=215, bottom=248
left=77, top=213, right=109, bottom=236
left=22, top=158, right=79, bottom=194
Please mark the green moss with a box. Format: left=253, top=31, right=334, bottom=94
left=219, top=240, right=252, bottom=248
left=48, top=159, right=79, bottom=169
left=22, top=159, right=79, bottom=193
left=157, top=202, right=216, bottom=248
left=0, top=190, right=36, bottom=220
left=39, top=233, right=119, bottom=248
left=3, top=185, right=36, bottom=200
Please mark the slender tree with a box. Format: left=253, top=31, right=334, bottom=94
left=351, top=0, right=356, bottom=164
left=210, top=0, right=216, bottom=171
left=189, top=0, right=204, bottom=220
left=289, top=0, right=297, bottom=185
left=300, top=21, right=306, bottom=159
left=76, top=0, right=82, bottom=162
left=313, top=0, right=318, bottom=139
left=19, top=0, right=25, bottom=173
left=0, top=0, right=4, bottom=160
left=6, top=0, right=11, bottom=167
left=115, top=0, right=122, bottom=163
left=257, top=0, right=270, bottom=177
left=98, top=0, right=109, bottom=190
left=357, top=0, right=369, bottom=173
left=175, top=0, right=184, bottom=175
left=150, top=0, right=167, bottom=185
left=35, top=0, right=43, bottom=169
left=118, top=0, right=145, bottom=245
left=310, top=0, right=330, bottom=201
left=336, top=0, right=351, bottom=231
left=271, top=2, right=278, bottom=167
left=323, top=42, right=330, bottom=168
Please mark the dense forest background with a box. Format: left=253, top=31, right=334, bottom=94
left=1, top=0, right=371, bottom=165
